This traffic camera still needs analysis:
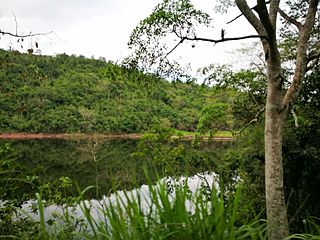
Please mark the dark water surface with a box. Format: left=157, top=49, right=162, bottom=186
left=1, top=138, right=230, bottom=198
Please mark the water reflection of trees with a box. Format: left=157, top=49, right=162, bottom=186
left=5, top=138, right=229, bottom=199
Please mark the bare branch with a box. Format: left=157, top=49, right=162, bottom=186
left=13, top=12, right=18, bottom=35
left=278, top=8, right=302, bottom=30
left=160, top=38, right=185, bottom=63
left=232, top=107, right=265, bottom=136
left=0, top=14, right=52, bottom=47
left=227, top=13, right=243, bottom=25
left=250, top=92, right=260, bottom=105
left=158, top=29, right=267, bottom=65
left=252, top=61, right=267, bottom=76
left=254, top=53, right=268, bottom=74
left=227, top=1, right=270, bottom=24
left=235, top=0, right=267, bottom=37
left=182, top=34, right=267, bottom=44
left=0, top=30, right=53, bottom=38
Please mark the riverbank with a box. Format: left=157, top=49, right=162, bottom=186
left=0, top=132, right=234, bottom=141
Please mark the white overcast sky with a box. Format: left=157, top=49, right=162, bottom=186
left=0, top=0, right=259, bottom=73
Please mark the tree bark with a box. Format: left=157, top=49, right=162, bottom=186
left=235, top=1, right=319, bottom=238
left=265, top=73, right=289, bottom=239
left=235, top=0, right=290, bottom=237
left=263, top=36, right=290, bottom=238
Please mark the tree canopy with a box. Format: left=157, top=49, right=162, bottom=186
left=126, top=0, right=320, bottom=238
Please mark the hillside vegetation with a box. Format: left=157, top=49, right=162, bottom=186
left=0, top=49, right=237, bottom=134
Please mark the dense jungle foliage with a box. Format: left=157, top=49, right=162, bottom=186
left=0, top=49, right=240, bottom=134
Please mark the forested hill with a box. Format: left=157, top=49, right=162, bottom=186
left=0, top=49, right=232, bottom=133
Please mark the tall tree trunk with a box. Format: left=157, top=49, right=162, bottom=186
left=234, top=1, right=292, bottom=236
left=265, top=75, right=289, bottom=239
left=128, top=0, right=319, bottom=237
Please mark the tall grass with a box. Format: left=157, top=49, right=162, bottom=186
left=5, top=173, right=320, bottom=239
left=22, top=173, right=267, bottom=239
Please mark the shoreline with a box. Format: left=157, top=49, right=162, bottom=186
left=0, top=133, right=234, bottom=141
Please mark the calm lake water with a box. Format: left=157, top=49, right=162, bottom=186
left=1, top=138, right=230, bottom=199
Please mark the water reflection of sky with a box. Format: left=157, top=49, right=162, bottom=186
left=16, top=172, right=219, bottom=233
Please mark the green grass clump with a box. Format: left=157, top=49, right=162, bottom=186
left=17, top=175, right=267, bottom=240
